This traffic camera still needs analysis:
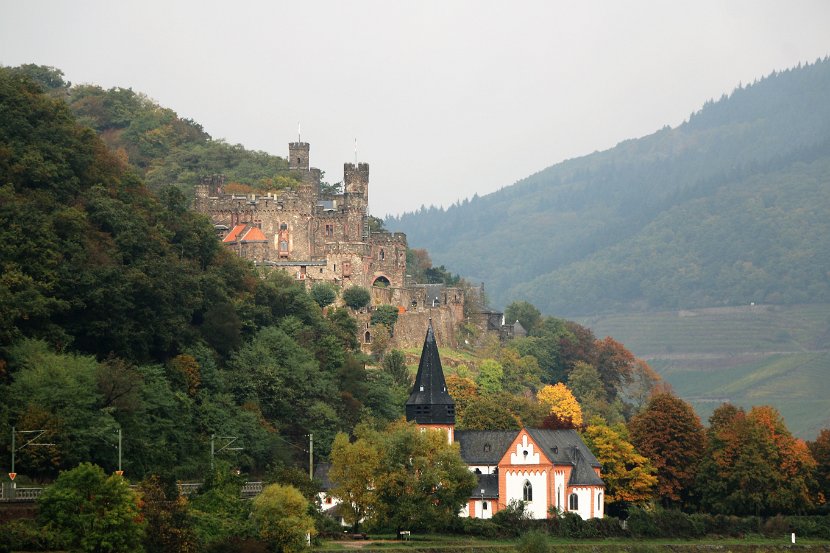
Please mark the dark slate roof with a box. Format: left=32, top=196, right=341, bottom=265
left=456, top=430, right=519, bottom=465
left=405, top=322, right=455, bottom=424
left=525, top=428, right=602, bottom=468
left=472, top=473, right=499, bottom=499
left=568, top=447, right=605, bottom=487
left=313, top=462, right=332, bottom=491
left=512, top=320, right=527, bottom=338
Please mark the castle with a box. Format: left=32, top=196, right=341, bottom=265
left=193, top=140, right=466, bottom=348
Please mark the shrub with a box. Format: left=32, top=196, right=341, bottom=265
left=342, top=287, right=371, bottom=310
left=310, top=282, right=338, bottom=308
left=370, top=304, right=399, bottom=328
left=518, top=529, right=549, bottom=553
left=0, top=519, right=64, bottom=553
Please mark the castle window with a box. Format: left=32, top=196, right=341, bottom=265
left=364, top=331, right=371, bottom=343
left=379, top=249, right=385, bottom=261
left=280, top=240, right=288, bottom=252
left=325, top=224, right=334, bottom=238
left=569, top=493, right=578, bottom=511
left=523, top=481, right=533, bottom=502
left=280, top=223, right=287, bottom=230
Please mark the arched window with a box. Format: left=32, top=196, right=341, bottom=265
left=364, top=331, right=371, bottom=343
left=523, top=481, right=533, bottom=502
left=569, top=492, right=578, bottom=511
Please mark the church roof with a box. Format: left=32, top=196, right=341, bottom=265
left=405, top=322, right=455, bottom=425
left=525, top=428, right=601, bottom=469
left=455, top=430, right=519, bottom=465
left=474, top=473, right=499, bottom=499
left=568, top=447, right=605, bottom=487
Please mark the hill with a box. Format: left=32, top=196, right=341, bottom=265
left=579, top=303, right=830, bottom=438
left=388, top=58, right=830, bottom=316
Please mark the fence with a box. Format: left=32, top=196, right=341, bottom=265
left=0, top=481, right=264, bottom=503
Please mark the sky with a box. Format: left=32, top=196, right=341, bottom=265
left=2, top=1, right=830, bottom=216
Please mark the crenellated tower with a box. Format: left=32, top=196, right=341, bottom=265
left=288, top=142, right=310, bottom=171
left=343, top=162, right=369, bottom=241
left=406, top=321, right=456, bottom=443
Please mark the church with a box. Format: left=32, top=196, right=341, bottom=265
left=405, top=322, right=605, bottom=520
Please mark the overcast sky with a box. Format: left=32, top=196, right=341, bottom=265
left=2, top=1, right=830, bottom=216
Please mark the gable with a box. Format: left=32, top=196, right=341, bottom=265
left=499, top=430, right=552, bottom=466
left=456, top=430, right=517, bottom=465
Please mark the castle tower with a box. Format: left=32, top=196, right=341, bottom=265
left=343, top=162, right=369, bottom=240
left=289, top=142, right=310, bottom=171
left=406, top=321, right=456, bottom=443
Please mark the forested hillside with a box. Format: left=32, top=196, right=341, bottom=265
left=0, top=67, right=406, bottom=480
left=389, top=58, right=830, bottom=316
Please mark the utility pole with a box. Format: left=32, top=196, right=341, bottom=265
left=309, top=433, right=313, bottom=480
left=211, top=434, right=241, bottom=470
left=210, top=434, right=215, bottom=470
left=116, top=427, right=123, bottom=476
left=9, top=427, right=53, bottom=499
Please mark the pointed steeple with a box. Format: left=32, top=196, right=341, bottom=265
left=406, top=321, right=455, bottom=425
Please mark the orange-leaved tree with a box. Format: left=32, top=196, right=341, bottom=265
left=537, top=382, right=583, bottom=428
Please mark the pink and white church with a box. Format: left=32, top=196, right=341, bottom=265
left=404, top=322, right=606, bottom=520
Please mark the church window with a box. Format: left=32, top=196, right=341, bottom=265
left=474, top=468, right=482, bottom=474
left=482, top=501, right=488, bottom=510
left=523, top=481, right=533, bottom=501
left=569, top=493, right=579, bottom=511
left=598, top=492, right=602, bottom=506
left=557, top=487, right=561, bottom=509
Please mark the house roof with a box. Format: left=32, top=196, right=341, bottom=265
left=405, top=321, right=455, bottom=425
left=222, top=224, right=247, bottom=243
left=456, top=430, right=519, bottom=465
left=241, top=226, right=267, bottom=242
left=525, top=428, right=602, bottom=468
left=473, top=473, right=499, bottom=499
left=568, top=447, right=605, bottom=487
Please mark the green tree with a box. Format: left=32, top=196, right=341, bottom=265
left=504, top=301, right=542, bottom=334
left=138, top=474, right=197, bottom=553
left=251, top=484, right=315, bottom=553
left=370, top=304, right=399, bottom=328
left=808, top=428, right=830, bottom=504
left=38, top=463, right=145, bottom=553
left=382, top=349, right=411, bottom=387
left=342, top=286, right=371, bottom=310
left=310, top=282, right=338, bottom=308
left=373, top=421, right=476, bottom=532
left=476, top=359, right=504, bottom=395
left=628, top=393, right=706, bottom=507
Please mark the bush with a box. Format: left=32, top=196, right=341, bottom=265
left=518, top=529, right=549, bottom=553
left=342, top=287, right=371, bottom=310
left=370, top=305, right=399, bottom=328
left=626, top=507, right=659, bottom=538
left=0, top=519, right=64, bottom=553
left=492, top=499, right=532, bottom=537
left=310, top=282, right=338, bottom=308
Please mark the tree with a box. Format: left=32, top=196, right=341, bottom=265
left=382, top=349, right=410, bottom=387
left=251, top=484, right=315, bottom=553
left=138, top=474, right=197, bottom=553
left=582, top=419, right=657, bottom=509
left=504, top=301, right=542, bottom=334
left=808, top=429, right=830, bottom=504
left=310, top=282, right=337, bottom=308
left=628, top=393, right=706, bottom=507
left=457, top=395, right=519, bottom=430
left=536, top=383, right=583, bottom=428
left=370, top=304, right=399, bottom=328
left=342, top=286, right=371, bottom=310
left=594, top=337, right=636, bottom=403
left=328, top=431, right=382, bottom=530
left=695, top=404, right=816, bottom=516
left=373, top=421, right=476, bottom=532
left=38, top=463, right=145, bottom=553
left=476, top=359, right=504, bottom=395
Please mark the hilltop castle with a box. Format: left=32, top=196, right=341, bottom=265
left=193, top=140, right=467, bottom=348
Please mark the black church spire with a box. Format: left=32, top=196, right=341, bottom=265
left=405, top=321, right=455, bottom=425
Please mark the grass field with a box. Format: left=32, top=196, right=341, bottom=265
left=577, top=304, right=830, bottom=439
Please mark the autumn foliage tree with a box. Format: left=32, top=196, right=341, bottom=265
left=808, top=429, right=830, bottom=505
left=536, top=383, right=583, bottom=428
left=695, top=404, right=816, bottom=516
left=628, top=393, right=706, bottom=507
left=582, top=418, right=657, bottom=511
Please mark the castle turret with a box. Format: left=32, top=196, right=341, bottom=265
left=289, top=142, right=310, bottom=171
left=343, top=162, right=369, bottom=240
left=406, top=321, right=456, bottom=442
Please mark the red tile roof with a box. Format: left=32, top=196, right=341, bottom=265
left=222, top=224, right=247, bottom=243
left=241, top=227, right=267, bottom=242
